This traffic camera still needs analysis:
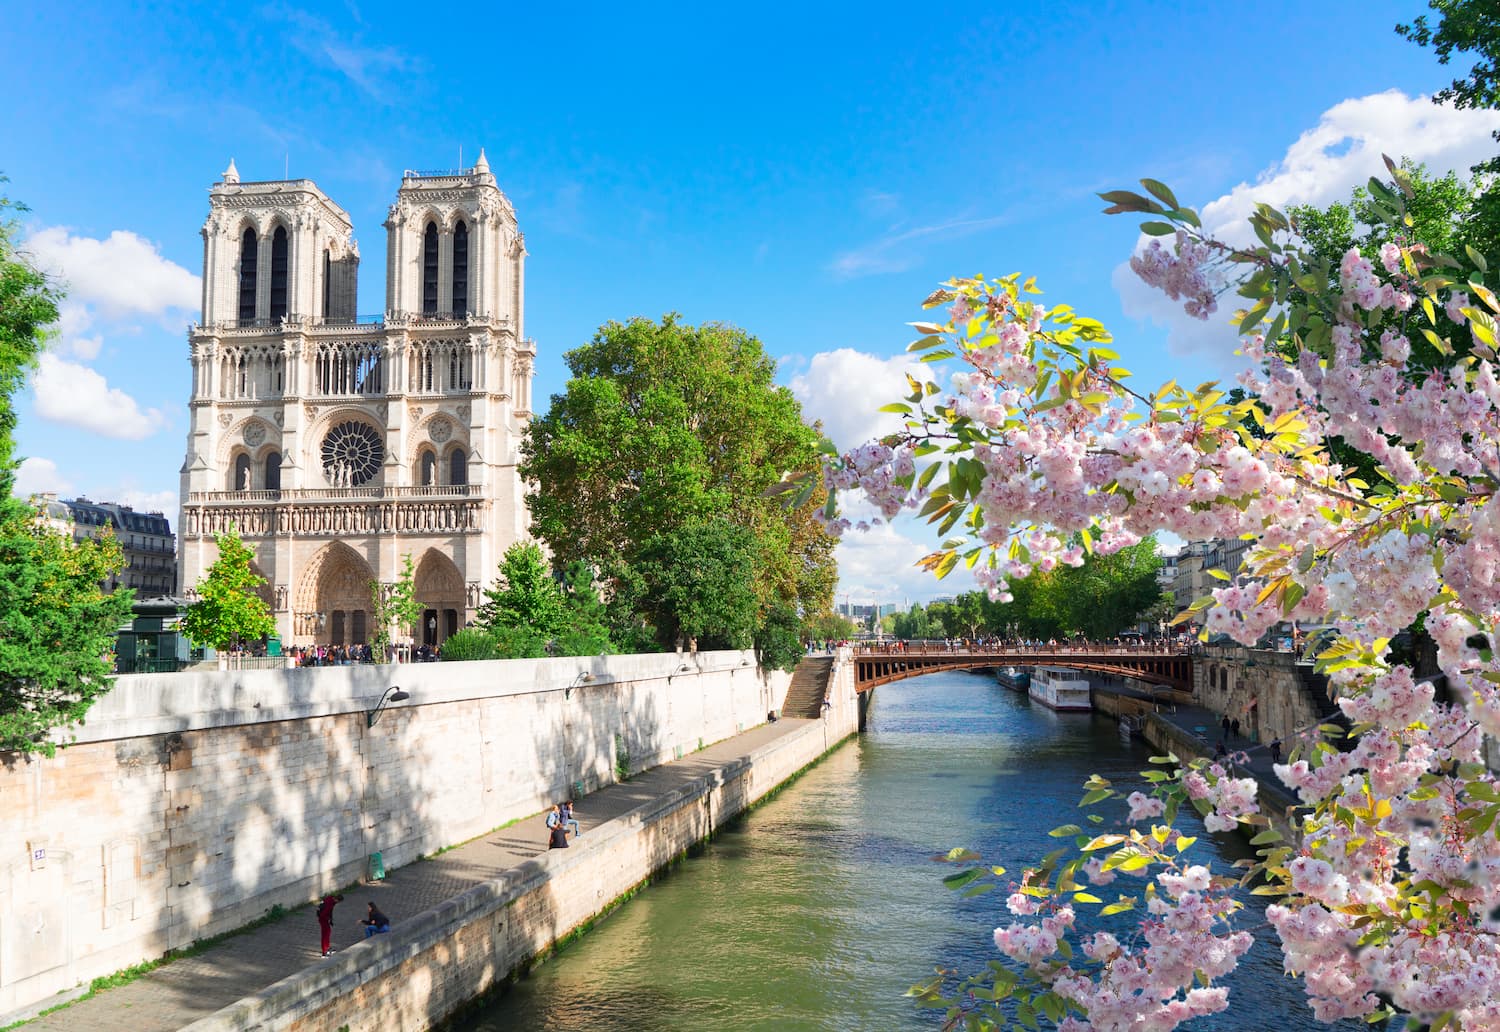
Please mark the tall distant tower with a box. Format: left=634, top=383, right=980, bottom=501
left=178, top=154, right=536, bottom=647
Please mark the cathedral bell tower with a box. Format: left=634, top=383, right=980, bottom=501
left=178, top=154, right=536, bottom=649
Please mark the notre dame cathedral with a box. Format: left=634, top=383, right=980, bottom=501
left=177, top=154, right=535, bottom=648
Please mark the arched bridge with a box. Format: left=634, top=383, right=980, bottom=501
left=853, top=643, right=1194, bottom=693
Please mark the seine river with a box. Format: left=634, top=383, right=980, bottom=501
left=452, top=670, right=1345, bottom=1030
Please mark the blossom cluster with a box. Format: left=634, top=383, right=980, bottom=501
left=814, top=186, right=1500, bottom=1029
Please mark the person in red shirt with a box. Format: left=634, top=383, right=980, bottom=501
left=316, top=893, right=344, bottom=956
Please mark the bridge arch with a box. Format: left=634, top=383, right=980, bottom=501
left=853, top=645, right=1192, bottom=694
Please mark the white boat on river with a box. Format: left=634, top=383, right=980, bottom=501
left=1029, top=666, right=1092, bottom=712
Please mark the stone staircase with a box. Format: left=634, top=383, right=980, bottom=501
left=1294, top=663, right=1352, bottom=746
left=781, top=655, right=834, bottom=718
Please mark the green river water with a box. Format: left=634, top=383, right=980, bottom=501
left=451, top=669, right=1346, bottom=1030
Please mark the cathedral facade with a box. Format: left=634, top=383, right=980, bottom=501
left=178, top=154, right=534, bottom=647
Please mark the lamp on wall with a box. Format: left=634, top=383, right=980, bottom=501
left=367, top=685, right=411, bottom=727
left=566, top=671, right=595, bottom=700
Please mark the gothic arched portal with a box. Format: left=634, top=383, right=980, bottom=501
left=412, top=549, right=465, bottom=647
left=295, top=542, right=376, bottom=645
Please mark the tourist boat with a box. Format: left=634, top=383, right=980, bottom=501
left=1028, top=666, right=1092, bottom=712
left=995, top=667, right=1030, bottom=692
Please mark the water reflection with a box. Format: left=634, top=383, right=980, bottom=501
left=450, top=671, right=1345, bottom=1030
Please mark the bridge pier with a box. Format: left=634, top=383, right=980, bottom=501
left=858, top=689, right=873, bottom=732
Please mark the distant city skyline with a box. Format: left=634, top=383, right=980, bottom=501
left=7, top=1, right=1500, bottom=604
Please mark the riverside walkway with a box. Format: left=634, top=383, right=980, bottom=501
left=20, top=718, right=820, bottom=1032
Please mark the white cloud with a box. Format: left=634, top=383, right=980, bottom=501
left=14, top=457, right=74, bottom=497
left=831, top=212, right=1015, bottom=279
left=788, top=347, right=937, bottom=452
left=260, top=3, right=414, bottom=99
left=25, top=226, right=199, bottom=320
left=1116, top=91, right=1500, bottom=361
left=834, top=520, right=955, bottom=606
left=104, top=487, right=178, bottom=514
left=31, top=353, right=167, bottom=440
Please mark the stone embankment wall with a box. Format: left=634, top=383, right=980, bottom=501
left=1193, top=646, right=1327, bottom=745
left=181, top=707, right=858, bottom=1032
left=0, top=652, right=790, bottom=1019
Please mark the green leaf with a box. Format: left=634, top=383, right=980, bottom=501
left=1139, top=221, right=1176, bottom=236
left=1140, top=178, right=1179, bottom=209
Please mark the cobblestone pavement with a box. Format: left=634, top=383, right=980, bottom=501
left=21, top=718, right=818, bottom=1032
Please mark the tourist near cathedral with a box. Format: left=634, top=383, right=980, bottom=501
left=177, top=154, right=534, bottom=648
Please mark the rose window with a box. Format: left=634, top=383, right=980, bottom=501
left=321, top=421, right=383, bottom=486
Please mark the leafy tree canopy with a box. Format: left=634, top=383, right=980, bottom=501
left=522, top=315, right=838, bottom=649
left=476, top=542, right=566, bottom=647
left=180, top=529, right=275, bottom=650
left=0, top=186, right=132, bottom=754
left=1399, top=0, right=1500, bottom=167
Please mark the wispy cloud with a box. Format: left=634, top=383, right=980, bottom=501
left=260, top=3, right=415, bottom=100
left=830, top=212, right=1015, bottom=279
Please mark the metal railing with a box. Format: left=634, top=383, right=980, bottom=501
left=403, top=168, right=470, bottom=179
left=855, top=641, right=1193, bottom=657
left=312, top=314, right=386, bottom=326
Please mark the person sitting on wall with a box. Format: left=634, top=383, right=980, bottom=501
left=361, top=902, right=391, bottom=937
left=560, top=799, right=581, bottom=838
left=548, top=808, right=570, bottom=849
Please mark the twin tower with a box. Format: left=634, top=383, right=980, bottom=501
left=178, top=154, right=536, bottom=649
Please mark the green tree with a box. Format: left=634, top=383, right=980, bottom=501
left=1399, top=1, right=1500, bottom=169
left=891, top=602, right=933, bottom=640
left=522, top=315, right=837, bottom=649
left=477, top=542, right=565, bottom=656
left=626, top=519, right=760, bottom=650
left=0, top=508, right=133, bottom=754
left=555, top=560, right=614, bottom=656
left=805, top=612, right=858, bottom=641
left=438, top=627, right=500, bottom=662
left=181, top=528, right=275, bottom=651
left=755, top=600, right=805, bottom=672
left=0, top=186, right=133, bottom=754
left=370, top=553, right=422, bottom=657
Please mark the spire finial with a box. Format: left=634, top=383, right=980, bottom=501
left=474, top=148, right=490, bottom=173
left=222, top=158, right=240, bottom=184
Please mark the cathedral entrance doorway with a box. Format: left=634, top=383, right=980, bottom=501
left=296, top=542, right=376, bottom=645
left=413, top=550, right=465, bottom=647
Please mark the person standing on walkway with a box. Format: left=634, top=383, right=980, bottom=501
left=1221, top=714, right=1232, bottom=739
left=1270, top=736, right=1283, bottom=764
left=316, top=893, right=343, bottom=956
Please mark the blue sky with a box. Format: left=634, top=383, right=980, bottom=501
left=5, top=0, right=1499, bottom=604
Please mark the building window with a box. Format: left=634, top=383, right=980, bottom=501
left=269, top=226, right=289, bottom=320
left=238, top=228, right=258, bottom=322
left=265, top=452, right=282, bottom=491
left=232, top=454, right=252, bottom=492
left=323, top=250, right=331, bottom=317
left=422, top=222, right=439, bottom=315
left=419, top=448, right=437, bottom=486
left=452, top=221, right=468, bottom=315
left=449, top=449, right=466, bottom=486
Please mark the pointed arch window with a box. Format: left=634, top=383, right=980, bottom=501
left=269, top=226, right=289, bottom=320
left=232, top=454, right=253, bottom=492
left=238, top=228, right=258, bottom=323
left=422, top=222, right=439, bottom=315
left=323, top=250, right=331, bottom=318
left=451, top=221, right=468, bottom=315
left=419, top=449, right=437, bottom=486
left=449, top=449, right=467, bottom=486
left=265, top=452, right=282, bottom=491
